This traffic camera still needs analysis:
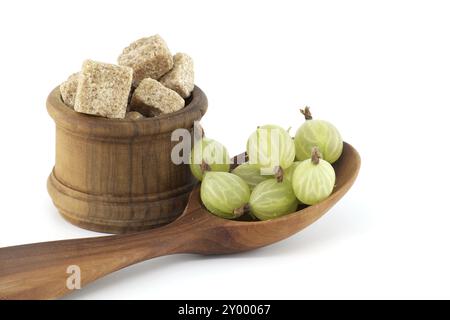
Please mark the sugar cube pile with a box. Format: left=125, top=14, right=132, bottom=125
left=60, top=35, right=195, bottom=120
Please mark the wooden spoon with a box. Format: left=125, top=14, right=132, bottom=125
left=0, top=142, right=360, bottom=300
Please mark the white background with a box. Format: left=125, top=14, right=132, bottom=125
left=0, top=0, right=449, bottom=299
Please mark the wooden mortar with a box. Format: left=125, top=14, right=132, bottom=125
left=46, top=86, right=207, bottom=234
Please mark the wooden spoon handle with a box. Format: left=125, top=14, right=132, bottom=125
left=0, top=221, right=193, bottom=300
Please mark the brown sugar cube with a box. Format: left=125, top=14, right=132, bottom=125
left=118, top=35, right=173, bottom=85
left=74, top=60, right=133, bottom=119
left=125, top=111, right=144, bottom=120
left=131, top=78, right=184, bottom=116
left=60, top=73, right=79, bottom=108
left=160, top=53, right=194, bottom=98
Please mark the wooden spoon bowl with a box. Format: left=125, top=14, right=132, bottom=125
left=0, top=143, right=360, bottom=299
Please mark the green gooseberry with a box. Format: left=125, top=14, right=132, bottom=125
left=231, top=162, right=271, bottom=190
left=282, top=161, right=301, bottom=184
left=246, top=124, right=295, bottom=177
left=292, top=147, right=336, bottom=205
left=249, top=179, right=298, bottom=221
left=190, top=138, right=230, bottom=181
left=200, top=172, right=251, bottom=219
left=294, top=107, right=343, bottom=164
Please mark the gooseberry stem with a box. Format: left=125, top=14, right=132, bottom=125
left=311, top=147, right=322, bottom=165
left=200, top=160, right=211, bottom=174
left=273, top=166, right=284, bottom=183
left=233, top=204, right=250, bottom=218
left=300, top=106, right=313, bottom=120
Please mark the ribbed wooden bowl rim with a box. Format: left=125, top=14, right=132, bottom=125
left=46, top=85, right=208, bottom=138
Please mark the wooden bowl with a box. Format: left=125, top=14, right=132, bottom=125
left=46, top=86, right=208, bottom=234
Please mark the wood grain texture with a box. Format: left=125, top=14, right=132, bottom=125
left=0, top=143, right=360, bottom=300
left=46, top=86, right=208, bottom=234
